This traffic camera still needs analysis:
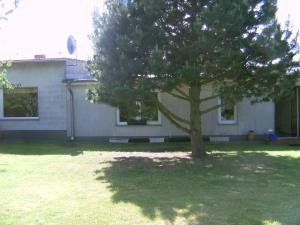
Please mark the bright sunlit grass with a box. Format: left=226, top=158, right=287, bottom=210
left=0, top=142, right=300, bottom=225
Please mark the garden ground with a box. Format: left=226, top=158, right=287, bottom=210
left=0, top=142, right=300, bottom=225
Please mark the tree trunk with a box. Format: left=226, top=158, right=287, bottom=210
left=189, top=85, right=207, bottom=157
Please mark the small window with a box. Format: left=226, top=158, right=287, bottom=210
left=218, top=97, right=237, bottom=124
left=4, top=87, right=38, bottom=118
left=117, top=101, right=160, bottom=125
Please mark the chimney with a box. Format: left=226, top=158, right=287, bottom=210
left=34, top=54, right=46, bottom=60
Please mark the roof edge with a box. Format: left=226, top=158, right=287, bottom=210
left=9, top=58, right=87, bottom=64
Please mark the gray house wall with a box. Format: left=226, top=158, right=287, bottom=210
left=159, top=89, right=274, bottom=137
left=65, top=59, right=88, bottom=74
left=67, top=86, right=187, bottom=139
left=68, top=84, right=274, bottom=140
left=0, top=59, right=275, bottom=141
left=0, top=61, right=67, bottom=139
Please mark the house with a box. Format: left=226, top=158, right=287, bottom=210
left=0, top=57, right=297, bottom=142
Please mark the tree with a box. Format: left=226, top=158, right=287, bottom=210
left=89, top=0, right=300, bottom=157
left=0, top=0, right=20, bottom=88
left=0, top=0, right=19, bottom=21
left=0, top=61, right=13, bottom=88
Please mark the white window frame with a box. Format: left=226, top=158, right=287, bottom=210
left=218, top=97, right=237, bottom=124
left=116, top=109, right=128, bottom=126
left=0, top=87, right=39, bottom=120
left=146, top=111, right=162, bottom=125
left=116, top=104, right=162, bottom=126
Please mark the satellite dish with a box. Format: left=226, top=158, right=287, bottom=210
left=67, top=35, right=77, bottom=55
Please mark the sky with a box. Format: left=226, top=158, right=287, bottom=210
left=0, top=0, right=299, bottom=60
left=0, top=0, right=104, bottom=60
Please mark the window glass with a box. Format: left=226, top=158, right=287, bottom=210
left=4, top=88, right=38, bottom=117
left=119, top=101, right=159, bottom=125
left=219, top=98, right=236, bottom=123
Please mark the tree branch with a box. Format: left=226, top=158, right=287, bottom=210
left=157, top=100, right=190, bottom=124
left=199, top=77, right=215, bottom=86
left=174, top=87, right=189, bottom=98
left=159, top=109, right=191, bottom=134
left=200, top=104, right=223, bottom=115
left=199, top=94, right=219, bottom=103
left=168, top=91, right=190, bottom=101
left=156, top=100, right=191, bottom=134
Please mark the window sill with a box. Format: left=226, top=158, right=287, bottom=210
left=116, top=122, right=162, bottom=126
left=0, top=117, right=40, bottom=121
left=218, top=121, right=237, bottom=125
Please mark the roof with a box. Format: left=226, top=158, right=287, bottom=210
left=7, top=57, right=97, bottom=84
left=63, top=73, right=97, bottom=84
left=11, top=58, right=86, bottom=64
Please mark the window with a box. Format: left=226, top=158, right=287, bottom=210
left=3, top=87, right=38, bottom=118
left=218, top=97, right=237, bottom=124
left=117, top=101, right=161, bottom=125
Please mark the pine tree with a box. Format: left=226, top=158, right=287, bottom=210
left=89, top=0, right=299, bottom=157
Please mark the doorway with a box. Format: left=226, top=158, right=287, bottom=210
left=275, top=88, right=298, bottom=137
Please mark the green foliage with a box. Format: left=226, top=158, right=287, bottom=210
left=119, top=100, right=158, bottom=125
left=89, top=0, right=300, bottom=155
left=90, top=0, right=299, bottom=103
left=0, top=61, right=13, bottom=89
left=3, top=88, right=38, bottom=117
left=0, top=0, right=20, bottom=89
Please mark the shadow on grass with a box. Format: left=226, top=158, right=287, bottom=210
left=95, top=152, right=300, bottom=225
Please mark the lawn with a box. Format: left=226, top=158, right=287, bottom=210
left=0, top=142, right=300, bottom=225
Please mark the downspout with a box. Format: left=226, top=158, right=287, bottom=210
left=67, top=81, right=75, bottom=141
left=297, top=86, right=300, bottom=138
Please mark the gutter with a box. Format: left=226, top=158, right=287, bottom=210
left=66, top=81, right=75, bottom=141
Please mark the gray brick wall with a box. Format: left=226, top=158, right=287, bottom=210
left=0, top=61, right=67, bottom=131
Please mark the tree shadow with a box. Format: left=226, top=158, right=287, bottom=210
left=208, top=143, right=300, bottom=152
left=95, top=152, right=300, bottom=225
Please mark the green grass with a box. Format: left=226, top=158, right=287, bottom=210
left=0, top=142, right=300, bottom=225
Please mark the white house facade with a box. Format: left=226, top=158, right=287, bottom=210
left=0, top=58, right=296, bottom=142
